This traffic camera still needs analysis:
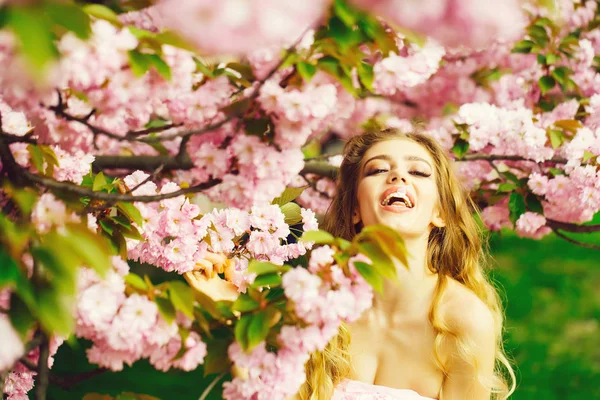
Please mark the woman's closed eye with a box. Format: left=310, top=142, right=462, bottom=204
left=410, top=170, right=431, bottom=178
left=366, top=168, right=388, bottom=176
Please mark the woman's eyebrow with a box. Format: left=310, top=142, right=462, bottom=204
left=404, top=155, right=432, bottom=169
left=363, top=154, right=394, bottom=168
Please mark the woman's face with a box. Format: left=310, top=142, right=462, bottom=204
left=354, top=138, right=445, bottom=238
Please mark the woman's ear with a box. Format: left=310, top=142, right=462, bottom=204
left=431, top=208, right=446, bottom=228
left=352, top=207, right=361, bottom=225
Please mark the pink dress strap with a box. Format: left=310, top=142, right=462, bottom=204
left=332, top=379, right=437, bottom=400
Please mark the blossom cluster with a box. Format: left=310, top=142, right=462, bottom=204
left=126, top=170, right=318, bottom=277
left=75, top=256, right=207, bottom=372
left=222, top=250, right=374, bottom=400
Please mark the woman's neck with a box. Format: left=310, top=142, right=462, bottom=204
left=374, top=231, right=438, bottom=315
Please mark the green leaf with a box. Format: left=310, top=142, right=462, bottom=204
left=512, top=40, right=535, bottom=54
left=155, top=296, right=176, bottom=324
left=8, top=294, right=35, bottom=338
left=168, top=281, right=195, bottom=319
left=93, top=172, right=108, bottom=191
left=193, top=57, right=214, bottom=78
left=0, top=249, right=21, bottom=289
left=128, top=50, right=151, bottom=77
left=280, top=202, right=302, bottom=225
left=235, top=313, right=252, bottom=350
left=497, top=183, right=518, bottom=193
left=551, top=66, right=570, bottom=85
left=247, top=261, right=280, bottom=276
left=538, top=75, right=556, bottom=94
left=251, top=273, right=282, bottom=289
left=354, top=261, right=383, bottom=293
left=358, top=224, right=407, bottom=267
left=548, top=129, right=564, bottom=149
left=357, top=62, right=374, bottom=91
left=358, top=15, right=398, bottom=56
left=451, top=139, right=469, bottom=159
left=297, top=61, right=317, bottom=82
left=271, top=186, right=307, bottom=206
left=0, top=248, right=35, bottom=307
left=203, top=336, right=232, bottom=376
left=357, top=241, right=396, bottom=280
left=44, top=2, right=91, bottom=40
left=526, top=193, right=544, bottom=214
left=300, top=230, right=334, bottom=244
left=6, top=7, right=58, bottom=73
left=155, top=30, right=197, bottom=52
left=82, top=4, right=122, bottom=26
left=124, top=273, right=148, bottom=291
left=8, top=187, right=37, bottom=217
left=147, top=54, right=171, bottom=80
left=334, top=0, right=360, bottom=26
left=232, top=294, right=260, bottom=313
left=546, top=53, right=560, bottom=65
left=37, top=288, right=74, bottom=336
left=582, top=150, right=594, bottom=162
left=27, top=144, right=44, bottom=174
left=549, top=167, right=564, bottom=177
left=247, top=309, right=271, bottom=350
left=116, top=202, right=144, bottom=227
left=508, top=193, right=526, bottom=225
left=31, top=246, right=76, bottom=294
left=99, top=219, right=115, bottom=236
left=536, top=54, right=547, bottom=65
left=61, top=224, right=112, bottom=275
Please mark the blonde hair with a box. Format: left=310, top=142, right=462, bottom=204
left=298, top=129, right=515, bottom=399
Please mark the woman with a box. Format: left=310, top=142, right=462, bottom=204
left=296, top=129, right=515, bottom=399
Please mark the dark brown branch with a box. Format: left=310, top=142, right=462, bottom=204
left=547, top=219, right=600, bottom=233
left=35, top=333, right=49, bottom=400
left=458, top=153, right=571, bottom=164
left=0, top=131, right=37, bottom=145
left=22, top=169, right=221, bottom=203
left=553, top=229, right=600, bottom=250
left=50, top=368, right=108, bottom=391
left=93, top=155, right=193, bottom=171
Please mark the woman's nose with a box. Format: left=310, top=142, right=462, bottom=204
left=387, top=170, right=406, bottom=184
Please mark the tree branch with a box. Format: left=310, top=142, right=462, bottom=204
left=22, top=169, right=221, bottom=203
left=34, top=333, right=49, bottom=400
left=0, top=131, right=37, bottom=145
left=547, top=219, right=600, bottom=233
left=458, top=153, right=571, bottom=164
left=553, top=229, right=600, bottom=250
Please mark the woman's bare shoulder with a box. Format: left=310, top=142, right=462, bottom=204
left=439, top=278, right=495, bottom=337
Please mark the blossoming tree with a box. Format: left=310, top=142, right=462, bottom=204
left=0, top=0, right=599, bottom=399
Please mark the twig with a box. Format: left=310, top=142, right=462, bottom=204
left=198, top=371, right=227, bottom=400
left=553, top=229, right=600, bottom=250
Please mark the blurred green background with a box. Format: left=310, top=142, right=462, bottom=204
left=45, top=230, right=600, bottom=400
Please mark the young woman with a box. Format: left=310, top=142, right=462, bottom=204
left=296, top=129, right=515, bottom=399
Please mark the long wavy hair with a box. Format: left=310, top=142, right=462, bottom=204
left=297, top=128, right=515, bottom=399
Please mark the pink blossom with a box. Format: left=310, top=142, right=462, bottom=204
left=515, top=212, right=552, bottom=239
